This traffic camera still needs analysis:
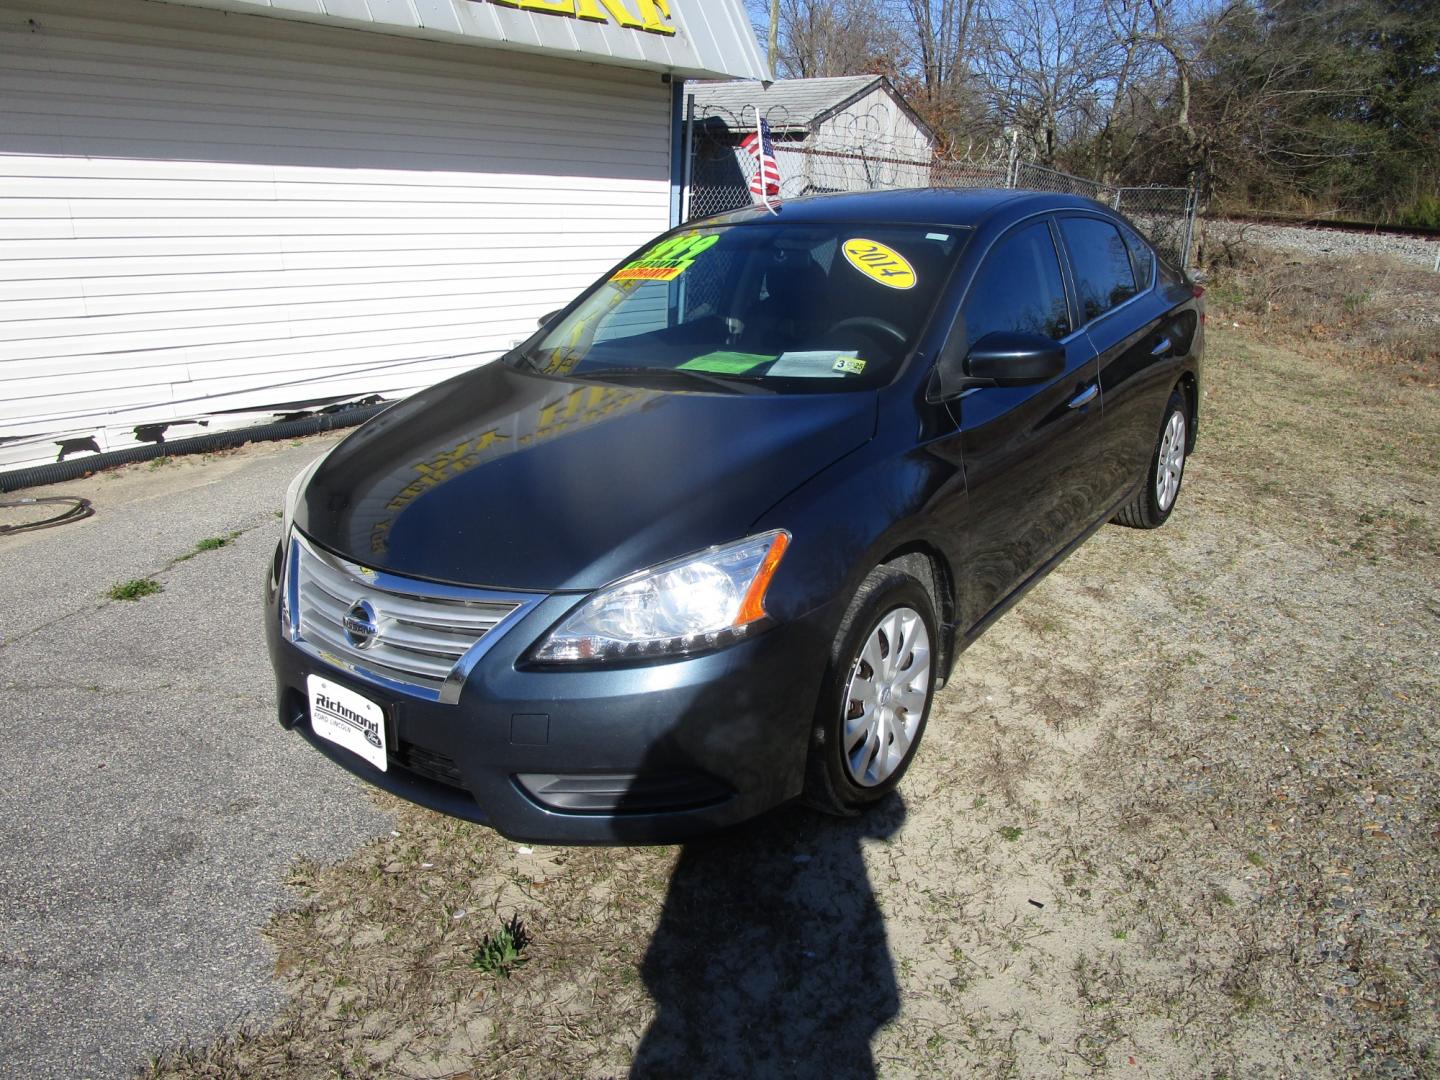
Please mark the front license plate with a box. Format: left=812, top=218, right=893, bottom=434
left=307, top=675, right=387, bottom=772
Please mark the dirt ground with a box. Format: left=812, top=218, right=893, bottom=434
left=144, top=312, right=1439, bottom=1079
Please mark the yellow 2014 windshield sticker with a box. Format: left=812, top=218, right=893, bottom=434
left=612, top=232, right=720, bottom=283
left=842, top=238, right=916, bottom=289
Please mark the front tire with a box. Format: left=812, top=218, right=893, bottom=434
left=1114, top=389, right=1188, bottom=529
left=804, top=566, right=937, bottom=816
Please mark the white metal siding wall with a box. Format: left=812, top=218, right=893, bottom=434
left=0, top=0, right=673, bottom=469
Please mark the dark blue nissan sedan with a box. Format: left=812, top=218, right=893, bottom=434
left=266, top=189, right=1203, bottom=844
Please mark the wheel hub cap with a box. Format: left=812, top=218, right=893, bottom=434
left=841, top=606, right=932, bottom=787
left=1156, top=410, right=1186, bottom=512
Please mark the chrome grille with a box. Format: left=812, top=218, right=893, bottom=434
left=284, top=532, right=539, bottom=703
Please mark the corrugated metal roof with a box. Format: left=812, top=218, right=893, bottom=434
left=148, top=0, right=772, bottom=81
left=689, top=75, right=883, bottom=131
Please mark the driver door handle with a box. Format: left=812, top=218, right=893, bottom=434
left=1067, top=383, right=1098, bottom=409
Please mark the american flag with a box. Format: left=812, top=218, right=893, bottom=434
left=741, top=113, right=781, bottom=202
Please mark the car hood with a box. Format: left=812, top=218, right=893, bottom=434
left=295, top=362, right=876, bottom=591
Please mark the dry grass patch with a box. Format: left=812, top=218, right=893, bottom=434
left=1200, top=241, right=1440, bottom=376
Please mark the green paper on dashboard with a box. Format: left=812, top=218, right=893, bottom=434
left=679, top=351, right=774, bottom=374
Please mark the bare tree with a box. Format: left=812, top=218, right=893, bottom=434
left=772, top=0, right=900, bottom=79
left=976, top=0, right=1123, bottom=165
left=1114, top=1, right=1378, bottom=200
left=899, top=0, right=983, bottom=99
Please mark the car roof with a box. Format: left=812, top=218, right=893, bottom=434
left=701, top=187, right=1111, bottom=230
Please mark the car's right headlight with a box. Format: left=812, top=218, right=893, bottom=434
left=531, top=530, right=790, bottom=663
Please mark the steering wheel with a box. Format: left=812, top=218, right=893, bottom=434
left=827, top=315, right=907, bottom=347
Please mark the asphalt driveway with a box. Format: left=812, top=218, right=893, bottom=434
left=0, top=438, right=391, bottom=1079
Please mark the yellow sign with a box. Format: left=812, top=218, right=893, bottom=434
left=485, top=0, right=677, bottom=36
left=612, top=232, right=718, bottom=283
left=842, top=238, right=917, bottom=290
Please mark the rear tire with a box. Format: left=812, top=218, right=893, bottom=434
left=1114, top=389, right=1188, bottom=530
left=804, top=566, right=937, bottom=816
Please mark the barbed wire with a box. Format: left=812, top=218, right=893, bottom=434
left=686, top=101, right=1196, bottom=268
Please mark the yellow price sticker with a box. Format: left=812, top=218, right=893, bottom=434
left=842, top=238, right=916, bottom=290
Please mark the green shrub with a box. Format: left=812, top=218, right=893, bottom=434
left=1398, top=194, right=1440, bottom=231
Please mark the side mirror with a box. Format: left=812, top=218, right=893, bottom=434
left=537, top=309, right=562, bottom=329
left=932, top=331, right=1066, bottom=400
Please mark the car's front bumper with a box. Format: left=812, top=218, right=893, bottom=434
left=264, top=542, right=835, bottom=844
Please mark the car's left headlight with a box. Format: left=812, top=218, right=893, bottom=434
left=532, top=530, right=791, bottom=663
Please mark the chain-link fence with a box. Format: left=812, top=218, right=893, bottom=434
left=1012, top=161, right=1103, bottom=200
left=1111, top=186, right=1196, bottom=271
left=685, top=100, right=1198, bottom=268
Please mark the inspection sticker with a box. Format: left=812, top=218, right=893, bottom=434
left=833, top=355, right=866, bottom=374
left=770, top=350, right=858, bottom=377
left=308, top=674, right=387, bottom=772
left=612, top=232, right=720, bottom=283
left=842, top=238, right=916, bottom=289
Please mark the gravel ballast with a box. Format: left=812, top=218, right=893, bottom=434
left=1203, top=219, right=1440, bottom=269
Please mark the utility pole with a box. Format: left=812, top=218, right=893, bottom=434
left=767, top=0, right=779, bottom=75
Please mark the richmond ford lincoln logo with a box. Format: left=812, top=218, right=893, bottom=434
left=314, top=691, right=384, bottom=749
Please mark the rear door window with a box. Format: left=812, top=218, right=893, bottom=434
left=962, top=220, right=1071, bottom=351
left=1058, top=216, right=1138, bottom=323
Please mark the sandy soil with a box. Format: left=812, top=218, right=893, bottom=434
left=143, top=320, right=1439, bottom=1080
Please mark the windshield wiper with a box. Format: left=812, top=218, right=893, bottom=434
left=506, top=348, right=545, bottom=374
left=572, top=366, right=771, bottom=394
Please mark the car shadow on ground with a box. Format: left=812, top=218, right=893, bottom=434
left=625, top=795, right=906, bottom=1080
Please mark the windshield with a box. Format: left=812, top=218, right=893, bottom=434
left=510, top=222, right=969, bottom=393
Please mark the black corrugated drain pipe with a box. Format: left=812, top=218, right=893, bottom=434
left=0, top=403, right=390, bottom=493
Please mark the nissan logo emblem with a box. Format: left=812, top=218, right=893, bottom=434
left=342, top=599, right=380, bottom=649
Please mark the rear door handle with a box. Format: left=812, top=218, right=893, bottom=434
left=1067, top=383, right=1098, bottom=409
left=1150, top=336, right=1173, bottom=357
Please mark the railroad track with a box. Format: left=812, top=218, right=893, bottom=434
left=1220, top=212, right=1440, bottom=241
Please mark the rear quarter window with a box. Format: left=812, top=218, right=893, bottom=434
left=1058, top=217, right=1138, bottom=323
left=1117, top=223, right=1156, bottom=291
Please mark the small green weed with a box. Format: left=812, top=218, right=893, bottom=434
left=1341, top=292, right=1370, bottom=316
left=108, top=579, right=162, bottom=601
left=147, top=456, right=175, bottom=471
left=997, top=826, right=1023, bottom=842
left=470, top=915, right=530, bottom=978
left=175, top=531, right=243, bottom=562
